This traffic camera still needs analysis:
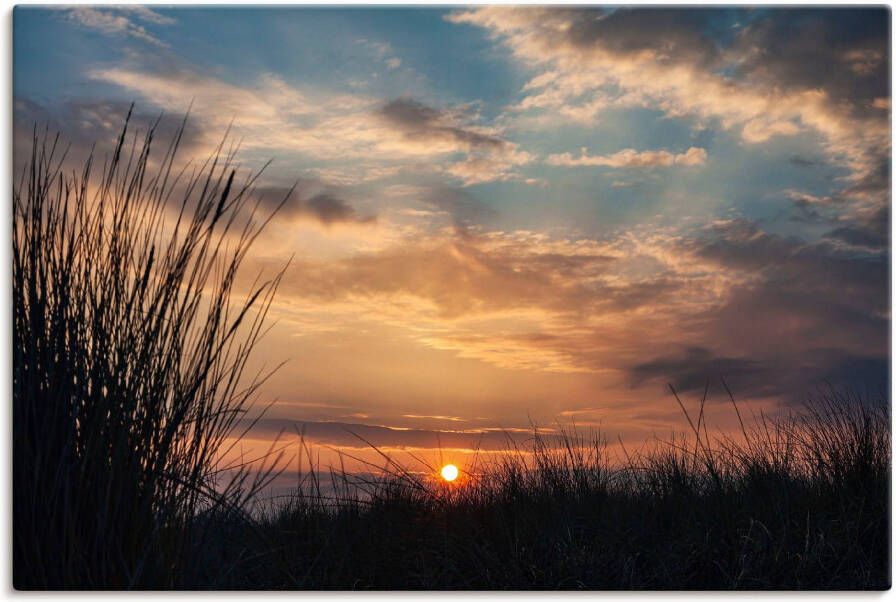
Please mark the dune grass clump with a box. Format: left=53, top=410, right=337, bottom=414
left=13, top=113, right=286, bottom=588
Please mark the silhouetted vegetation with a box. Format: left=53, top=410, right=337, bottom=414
left=13, top=120, right=890, bottom=590
left=201, top=389, right=888, bottom=590
left=13, top=114, right=286, bottom=588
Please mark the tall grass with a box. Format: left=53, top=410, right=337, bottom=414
left=232, top=390, right=889, bottom=590
left=13, top=112, right=286, bottom=588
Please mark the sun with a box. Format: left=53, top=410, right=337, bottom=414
left=440, top=463, right=459, bottom=482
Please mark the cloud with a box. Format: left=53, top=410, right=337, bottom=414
left=547, top=146, right=707, bottom=168
left=13, top=7, right=891, bottom=455
left=449, top=7, right=889, bottom=201
left=630, top=347, right=762, bottom=394
left=690, top=219, right=886, bottom=294
left=375, top=97, right=534, bottom=184
left=117, top=6, right=176, bottom=26
left=788, top=155, right=820, bottom=168
left=244, top=417, right=564, bottom=452
left=824, top=205, right=890, bottom=251
left=378, top=97, right=506, bottom=152
left=264, top=229, right=622, bottom=319
left=243, top=210, right=888, bottom=402
left=559, top=7, right=722, bottom=67
left=60, top=6, right=174, bottom=47
left=784, top=189, right=844, bottom=222
left=86, top=61, right=530, bottom=185
left=424, top=186, right=497, bottom=232
left=630, top=347, right=888, bottom=402
left=13, top=97, right=206, bottom=176
left=731, top=9, right=889, bottom=118
left=244, top=224, right=698, bottom=376
left=356, top=38, right=403, bottom=72
left=256, top=186, right=376, bottom=227
left=609, top=216, right=888, bottom=403
left=659, top=218, right=890, bottom=400
left=303, top=193, right=376, bottom=226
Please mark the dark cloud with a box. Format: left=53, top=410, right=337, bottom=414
left=645, top=218, right=891, bottom=402
left=789, top=155, right=819, bottom=168
left=377, top=97, right=507, bottom=151
left=244, top=418, right=549, bottom=451
left=256, top=186, right=376, bottom=226
left=305, top=193, right=376, bottom=226
left=691, top=219, right=798, bottom=269
left=13, top=96, right=205, bottom=173
left=734, top=8, right=890, bottom=116
left=691, top=219, right=887, bottom=298
left=786, top=157, right=889, bottom=232
left=842, top=156, right=891, bottom=200
left=378, top=98, right=442, bottom=128
left=825, top=206, right=890, bottom=250
left=699, top=221, right=888, bottom=334
left=630, top=347, right=762, bottom=395
left=425, top=185, right=497, bottom=232
left=812, top=351, right=889, bottom=392
left=562, top=7, right=731, bottom=67
left=630, top=347, right=889, bottom=403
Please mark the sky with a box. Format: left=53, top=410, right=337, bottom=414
left=12, top=6, right=891, bottom=472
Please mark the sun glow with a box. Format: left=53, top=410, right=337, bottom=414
left=440, top=463, right=459, bottom=482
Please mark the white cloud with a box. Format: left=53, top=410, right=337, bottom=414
left=547, top=146, right=707, bottom=168
left=62, top=6, right=173, bottom=47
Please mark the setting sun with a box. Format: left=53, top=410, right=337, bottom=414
left=440, top=464, right=459, bottom=482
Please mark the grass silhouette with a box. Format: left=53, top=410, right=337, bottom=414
left=13, top=111, right=288, bottom=588
left=222, top=388, right=888, bottom=590
left=13, top=116, right=890, bottom=590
